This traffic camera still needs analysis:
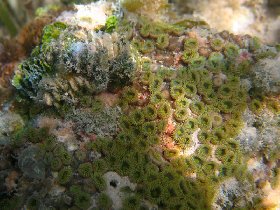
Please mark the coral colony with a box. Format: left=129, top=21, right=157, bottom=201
left=0, top=0, right=279, bottom=209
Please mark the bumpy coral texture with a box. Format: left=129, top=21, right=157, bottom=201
left=13, top=22, right=135, bottom=107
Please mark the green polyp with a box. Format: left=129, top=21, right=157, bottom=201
left=146, top=180, right=164, bottom=203
left=199, top=114, right=212, bottom=130
left=184, top=118, right=197, bottom=131
left=140, top=70, right=153, bottom=85
left=219, top=163, right=234, bottom=178
left=184, top=83, right=197, bottom=98
left=211, top=113, right=223, bottom=127
left=210, top=38, right=224, bottom=51
left=218, top=99, right=235, bottom=113
left=121, top=0, right=144, bottom=12
left=163, top=148, right=180, bottom=159
left=142, top=121, right=157, bottom=136
left=51, top=157, right=62, bottom=171
left=91, top=173, right=106, bottom=191
left=169, top=25, right=184, bottom=36
left=0, top=196, right=23, bottom=210
left=158, top=101, right=171, bottom=119
left=8, top=6, right=266, bottom=209
left=215, top=145, right=228, bottom=162
left=70, top=186, right=92, bottom=209
left=190, top=101, right=205, bottom=115
left=225, top=119, right=244, bottom=137
left=78, top=162, right=93, bottom=178
left=226, top=139, right=240, bottom=151
left=122, top=86, right=138, bottom=103
left=170, top=80, right=183, bottom=91
left=144, top=104, right=158, bottom=121
left=266, top=99, right=280, bottom=114
left=141, top=40, right=155, bottom=54
left=131, top=38, right=142, bottom=51
left=149, top=26, right=163, bottom=38
left=150, top=92, right=164, bottom=104
left=92, top=159, right=108, bottom=174
left=198, top=79, right=213, bottom=96
left=250, top=99, right=263, bottom=114
left=130, top=109, right=145, bottom=125
left=181, top=50, right=199, bottom=64
left=202, top=91, right=216, bottom=105
left=224, top=43, right=239, bottom=59
left=177, top=135, right=192, bottom=149
left=58, top=166, right=73, bottom=185
left=235, top=60, right=252, bottom=76
left=249, top=36, right=262, bottom=52
left=191, top=155, right=204, bottom=169
left=117, top=132, right=133, bottom=142
left=218, top=84, right=233, bottom=99
left=184, top=37, right=199, bottom=51
left=26, top=195, right=41, bottom=210
left=173, top=124, right=187, bottom=142
left=189, top=56, right=206, bottom=70
left=176, top=67, right=189, bottom=79
left=227, top=75, right=241, bottom=86
left=198, top=129, right=210, bottom=144
left=175, top=97, right=190, bottom=109
left=75, top=150, right=87, bottom=162
left=119, top=115, right=132, bottom=131
left=255, top=49, right=277, bottom=60
left=122, top=196, right=141, bottom=209
left=140, top=23, right=152, bottom=37
left=149, top=76, right=163, bottom=93
left=170, top=86, right=185, bottom=100
left=156, top=34, right=170, bottom=49
left=210, top=129, right=225, bottom=145
left=197, top=144, right=212, bottom=159
left=207, top=52, right=225, bottom=73
left=202, top=161, right=217, bottom=175
left=142, top=59, right=152, bottom=72
left=156, top=67, right=175, bottom=81
left=174, top=108, right=188, bottom=122
left=118, top=21, right=134, bottom=39
left=186, top=70, right=200, bottom=84
left=156, top=120, right=167, bottom=134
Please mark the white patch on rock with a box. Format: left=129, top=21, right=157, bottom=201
left=56, top=1, right=114, bottom=30
left=36, top=116, right=78, bottom=151
left=103, top=171, right=136, bottom=210
left=0, top=112, right=24, bottom=145
left=252, top=55, right=280, bottom=95
left=213, top=178, right=254, bottom=210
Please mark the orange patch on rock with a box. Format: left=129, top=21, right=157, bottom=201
left=5, top=171, right=19, bottom=192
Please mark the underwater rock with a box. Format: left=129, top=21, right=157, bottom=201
left=103, top=171, right=137, bottom=209
left=13, top=22, right=135, bottom=106
left=213, top=178, right=255, bottom=210
left=66, top=106, right=122, bottom=137
left=237, top=108, right=280, bottom=154
left=0, top=112, right=24, bottom=145
left=18, top=146, right=45, bottom=180
left=252, top=55, right=280, bottom=95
